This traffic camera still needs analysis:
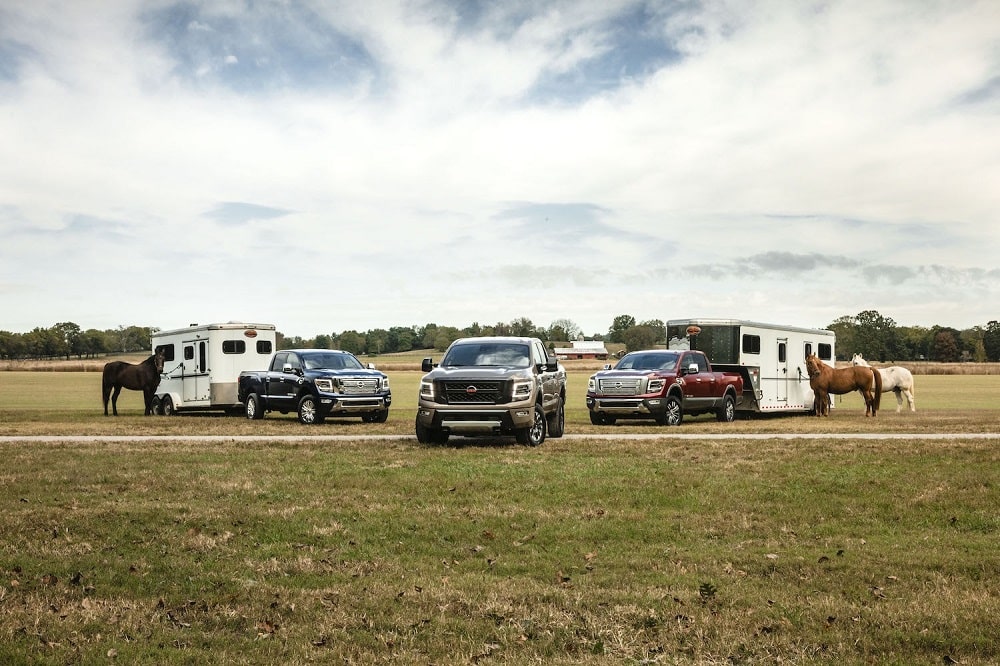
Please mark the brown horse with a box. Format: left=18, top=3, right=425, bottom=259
left=102, top=348, right=165, bottom=416
left=805, top=354, right=882, bottom=417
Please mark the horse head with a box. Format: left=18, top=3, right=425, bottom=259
left=804, top=354, right=823, bottom=378
left=154, top=347, right=166, bottom=373
left=851, top=353, right=868, bottom=367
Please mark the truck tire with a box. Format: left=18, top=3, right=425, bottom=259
left=245, top=393, right=264, bottom=420
left=162, top=395, right=176, bottom=417
left=515, top=403, right=546, bottom=446
left=415, top=417, right=449, bottom=445
left=546, top=396, right=565, bottom=438
left=661, top=395, right=683, bottom=426
left=297, top=395, right=324, bottom=425
left=589, top=411, right=616, bottom=426
left=716, top=394, right=736, bottom=422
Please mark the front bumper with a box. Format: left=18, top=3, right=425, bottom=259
left=586, top=395, right=667, bottom=418
left=416, top=402, right=536, bottom=436
left=318, top=392, right=391, bottom=415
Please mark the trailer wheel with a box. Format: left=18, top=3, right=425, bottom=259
left=297, top=394, right=324, bottom=425
left=162, top=395, right=176, bottom=417
left=716, top=394, right=736, bottom=422
left=661, top=395, right=683, bottom=426
left=245, top=393, right=264, bottom=420
left=150, top=395, right=163, bottom=415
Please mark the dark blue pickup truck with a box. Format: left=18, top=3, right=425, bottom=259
left=238, top=349, right=391, bottom=425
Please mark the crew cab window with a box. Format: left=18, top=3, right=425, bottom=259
left=270, top=352, right=288, bottom=372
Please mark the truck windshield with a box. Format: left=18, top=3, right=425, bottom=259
left=615, top=352, right=678, bottom=371
left=442, top=342, right=531, bottom=368
left=301, top=353, right=364, bottom=370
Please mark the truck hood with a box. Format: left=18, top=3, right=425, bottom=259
left=423, top=366, right=532, bottom=381
left=307, top=368, right=387, bottom=379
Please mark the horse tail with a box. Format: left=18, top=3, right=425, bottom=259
left=872, top=367, right=882, bottom=411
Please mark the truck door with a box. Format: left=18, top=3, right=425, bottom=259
left=267, top=351, right=299, bottom=409
left=776, top=339, right=788, bottom=402
left=682, top=352, right=712, bottom=408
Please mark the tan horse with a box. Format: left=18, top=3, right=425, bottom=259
left=805, top=354, right=882, bottom=417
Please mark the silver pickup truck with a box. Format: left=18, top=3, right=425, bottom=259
left=415, top=336, right=566, bottom=446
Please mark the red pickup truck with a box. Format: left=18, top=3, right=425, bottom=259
left=586, top=349, right=743, bottom=426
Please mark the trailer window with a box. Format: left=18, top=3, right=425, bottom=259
left=818, top=343, right=833, bottom=361
left=223, top=340, right=246, bottom=354
left=184, top=345, right=194, bottom=361
left=804, top=343, right=813, bottom=358
left=778, top=342, right=786, bottom=363
left=257, top=340, right=272, bottom=354
left=158, top=344, right=175, bottom=362
left=742, top=334, right=761, bottom=354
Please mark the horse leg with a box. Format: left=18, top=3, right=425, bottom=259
left=103, top=383, right=111, bottom=416
left=905, top=388, right=915, bottom=411
left=893, top=388, right=903, bottom=413
left=143, top=389, right=155, bottom=415
left=111, top=385, right=122, bottom=416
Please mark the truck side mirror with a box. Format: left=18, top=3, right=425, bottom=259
left=421, top=358, right=434, bottom=372
left=603, top=363, right=612, bottom=370
left=686, top=363, right=699, bottom=375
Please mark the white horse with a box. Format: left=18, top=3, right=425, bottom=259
left=850, top=353, right=916, bottom=413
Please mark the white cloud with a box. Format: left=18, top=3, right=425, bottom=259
left=0, top=0, right=997, bottom=336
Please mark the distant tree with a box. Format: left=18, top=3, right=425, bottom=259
left=336, top=331, right=365, bottom=355
left=930, top=329, right=960, bottom=362
left=549, top=318, right=581, bottom=341
left=896, top=325, right=932, bottom=360
left=639, top=319, right=666, bottom=344
left=827, top=315, right=857, bottom=360
left=623, top=325, right=657, bottom=352
left=984, top=320, right=1000, bottom=362
left=366, top=329, right=389, bottom=355
left=608, top=315, right=636, bottom=344
left=854, top=310, right=897, bottom=361
left=509, top=317, right=536, bottom=337
left=314, top=334, right=332, bottom=349
left=960, top=327, right=986, bottom=362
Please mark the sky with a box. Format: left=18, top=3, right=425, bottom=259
left=2, top=0, right=998, bottom=339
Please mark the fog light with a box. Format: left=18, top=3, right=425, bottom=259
left=515, top=410, right=529, bottom=417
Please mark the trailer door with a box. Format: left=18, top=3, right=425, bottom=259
left=183, top=340, right=209, bottom=403
left=776, top=339, right=788, bottom=402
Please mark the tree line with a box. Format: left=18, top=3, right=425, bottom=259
left=2, top=311, right=999, bottom=362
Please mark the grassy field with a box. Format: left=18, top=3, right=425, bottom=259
left=0, top=371, right=998, bottom=664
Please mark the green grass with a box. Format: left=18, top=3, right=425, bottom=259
left=0, top=372, right=998, bottom=663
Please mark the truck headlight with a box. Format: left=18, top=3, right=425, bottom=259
left=419, top=380, right=434, bottom=399
left=647, top=378, right=666, bottom=393
left=315, top=378, right=334, bottom=392
left=512, top=380, right=532, bottom=398
left=381, top=376, right=390, bottom=390
left=587, top=377, right=596, bottom=391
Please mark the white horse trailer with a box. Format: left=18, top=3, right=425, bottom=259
left=666, top=319, right=836, bottom=415
left=151, top=322, right=277, bottom=415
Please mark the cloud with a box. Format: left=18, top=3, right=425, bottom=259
left=204, top=202, right=293, bottom=226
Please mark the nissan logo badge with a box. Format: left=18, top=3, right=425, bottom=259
left=466, top=385, right=478, bottom=394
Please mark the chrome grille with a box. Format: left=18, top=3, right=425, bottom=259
left=442, top=380, right=506, bottom=404
left=597, top=377, right=643, bottom=396
left=339, top=378, right=380, bottom=394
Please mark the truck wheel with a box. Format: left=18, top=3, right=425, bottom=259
left=245, top=393, right=264, bottom=420
left=415, top=417, right=448, bottom=445
left=661, top=395, right=683, bottom=426
left=716, top=394, right=736, bottom=422
left=516, top=403, right=546, bottom=446
left=363, top=410, right=389, bottom=423
left=547, top=397, right=565, bottom=438
left=297, top=395, right=324, bottom=425
left=150, top=395, right=163, bottom=415
left=162, top=395, right=176, bottom=417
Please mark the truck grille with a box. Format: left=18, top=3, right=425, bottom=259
left=597, top=377, right=644, bottom=396
left=339, top=378, right=381, bottom=394
left=441, top=380, right=507, bottom=404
